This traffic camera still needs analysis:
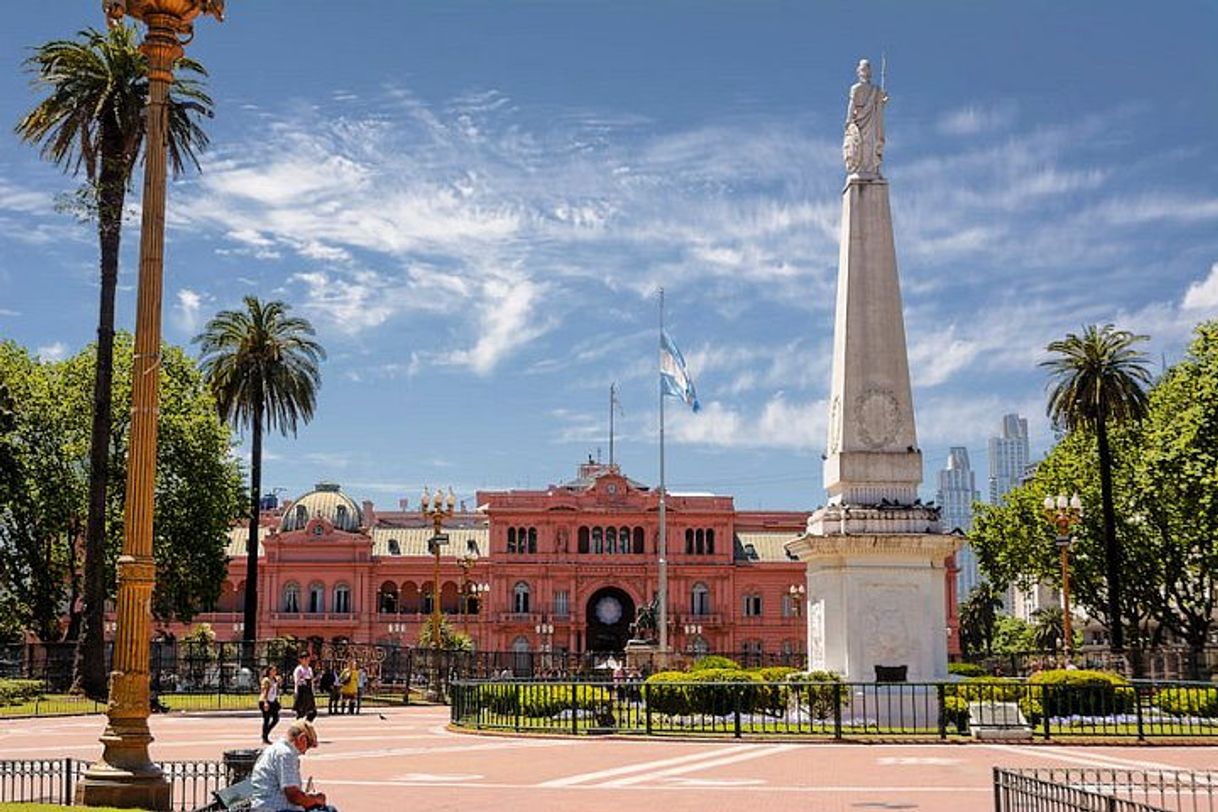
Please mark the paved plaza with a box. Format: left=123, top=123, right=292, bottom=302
left=2, top=707, right=1215, bottom=811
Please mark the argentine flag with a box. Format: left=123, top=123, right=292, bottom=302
left=660, top=330, right=700, bottom=412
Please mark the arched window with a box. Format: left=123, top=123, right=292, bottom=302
left=695, top=529, right=705, bottom=555
left=605, top=527, right=617, bottom=555
left=633, top=527, right=644, bottom=554
left=706, top=528, right=715, bottom=555
left=387, top=538, right=401, bottom=556
left=592, top=527, right=603, bottom=555
left=421, top=585, right=434, bottom=615
left=511, top=635, right=532, bottom=676
left=378, top=582, right=399, bottom=614
left=691, top=635, right=710, bottom=656
left=620, top=527, right=631, bottom=557
left=507, top=527, right=517, bottom=553
left=685, top=528, right=693, bottom=555
left=308, top=582, right=325, bottom=614
left=335, top=505, right=348, bottom=527
left=282, top=582, right=300, bottom=613
left=527, top=527, right=537, bottom=554
left=333, top=583, right=351, bottom=614
left=691, top=582, right=710, bottom=616
left=513, top=581, right=531, bottom=614
left=294, top=504, right=307, bottom=528
left=578, top=527, right=590, bottom=554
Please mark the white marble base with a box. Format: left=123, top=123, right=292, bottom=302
left=787, top=517, right=958, bottom=682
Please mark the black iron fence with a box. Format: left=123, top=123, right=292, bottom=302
left=451, top=678, right=1218, bottom=741
left=0, top=758, right=226, bottom=810
left=993, top=768, right=1218, bottom=812
left=963, top=647, right=1218, bottom=681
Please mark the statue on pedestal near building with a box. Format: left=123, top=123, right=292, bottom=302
left=843, top=58, right=888, bottom=178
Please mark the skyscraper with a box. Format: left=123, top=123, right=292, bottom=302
left=988, top=413, right=1030, bottom=505
left=937, top=447, right=980, bottom=596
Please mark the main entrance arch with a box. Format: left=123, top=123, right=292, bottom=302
left=585, top=587, right=635, bottom=652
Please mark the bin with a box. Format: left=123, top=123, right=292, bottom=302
left=222, top=748, right=263, bottom=783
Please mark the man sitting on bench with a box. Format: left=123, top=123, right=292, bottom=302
left=247, top=720, right=336, bottom=811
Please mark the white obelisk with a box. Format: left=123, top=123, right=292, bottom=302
left=787, top=59, right=958, bottom=682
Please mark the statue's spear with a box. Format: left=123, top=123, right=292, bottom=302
left=881, top=51, right=887, bottom=91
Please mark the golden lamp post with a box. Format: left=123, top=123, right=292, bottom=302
left=456, top=548, right=479, bottom=638
left=1043, top=493, right=1084, bottom=664
left=422, top=487, right=454, bottom=699
left=79, top=2, right=223, bottom=809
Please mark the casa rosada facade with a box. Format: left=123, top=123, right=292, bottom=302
left=176, top=460, right=959, bottom=661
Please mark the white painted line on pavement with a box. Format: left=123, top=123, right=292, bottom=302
left=537, top=744, right=756, bottom=787
left=600, top=743, right=799, bottom=787
left=985, top=744, right=1197, bottom=772
left=324, top=777, right=991, bottom=794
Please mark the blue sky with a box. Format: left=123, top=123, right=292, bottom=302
left=1, top=2, right=1216, bottom=511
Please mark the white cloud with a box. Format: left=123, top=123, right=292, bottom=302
left=35, top=341, right=68, bottom=361
left=172, top=288, right=205, bottom=334
left=937, top=103, right=1017, bottom=136
left=1182, top=263, right=1218, bottom=311
left=669, top=395, right=827, bottom=451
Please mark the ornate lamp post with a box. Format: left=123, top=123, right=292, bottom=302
left=787, top=584, right=806, bottom=617
left=422, top=487, right=454, bottom=699
left=1043, top=493, right=1084, bottom=663
left=468, top=582, right=490, bottom=650
left=683, top=623, right=702, bottom=653
left=535, top=619, right=554, bottom=671
left=457, top=548, right=479, bottom=638
left=79, top=3, right=223, bottom=809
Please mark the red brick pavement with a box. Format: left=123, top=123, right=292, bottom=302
left=2, top=707, right=1215, bottom=811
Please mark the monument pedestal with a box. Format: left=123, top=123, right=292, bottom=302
left=788, top=506, right=957, bottom=682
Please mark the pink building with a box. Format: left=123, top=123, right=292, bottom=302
left=190, top=460, right=959, bottom=661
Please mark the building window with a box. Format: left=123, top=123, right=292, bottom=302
left=421, top=587, right=434, bottom=616
left=591, top=527, right=603, bottom=554
left=554, top=590, right=570, bottom=618
left=507, top=527, right=517, bottom=553
left=387, top=538, right=401, bottom=556
left=509, top=527, right=537, bottom=554
left=706, top=528, right=715, bottom=555
left=527, top=527, right=537, bottom=553
left=513, top=582, right=531, bottom=614
left=685, top=528, right=693, bottom=555
left=378, top=582, right=398, bottom=614
left=335, top=505, right=348, bottom=527
left=690, top=635, right=710, bottom=656
left=578, top=526, right=590, bottom=554
left=619, top=526, right=630, bottom=557
left=741, top=639, right=763, bottom=664
left=294, top=504, right=307, bottom=527
left=308, top=582, right=325, bottom=614
left=633, top=526, right=644, bottom=554
left=743, top=594, right=762, bottom=617
left=691, top=582, right=710, bottom=616
left=282, top=582, right=300, bottom=613
left=333, top=584, right=351, bottom=614
left=605, top=526, right=617, bottom=555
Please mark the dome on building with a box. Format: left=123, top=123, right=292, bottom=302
left=279, top=482, right=363, bottom=532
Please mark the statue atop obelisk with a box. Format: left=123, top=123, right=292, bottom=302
left=787, top=60, right=956, bottom=682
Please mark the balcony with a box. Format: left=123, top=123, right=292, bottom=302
left=271, top=612, right=357, bottom=623
left=498, top=612, right=543, bottom=624
left=677, top=613, right=723, bottom=626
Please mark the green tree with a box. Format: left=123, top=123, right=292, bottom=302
left=1031, top=607, right=1064, bottom=654
left=16, top=24, right=212, bottom=698
left=418, top=616, right=473, bottom=651
left=992, top=615, right=1035, bottom=655
left=958, top=582, right=1004, bottom=657
left=1041, top=324, right=1151, bottom=651
left=1133, top=321, right=1218, bottom=678
left=195, top=297, right=325, bottom=642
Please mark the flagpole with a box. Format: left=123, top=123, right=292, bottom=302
left=609, top=382, right=616, bottom=467
left=658, top=288, right=668, bottom=655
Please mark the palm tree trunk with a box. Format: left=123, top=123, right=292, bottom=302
left=1096, top=417, right=1124, bottom=652
left=72, top=155, right=126, bottom=701
left=242, top=393, right=263, bottom=643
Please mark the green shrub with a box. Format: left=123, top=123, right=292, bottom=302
left=476, top=683, right=519, bottom=716
left=1156, top=686, right=1218, bottom=718
left=749, top=667, right=798, bottom=715
left=689, top=655, right=740, bottom=672
left=685, top=668, right=762, bottom=715
left=948, top=662, right=987, bottom=678
left=948, top=677, right=1024, bottom=703
left=0, top=679, right=44, bottom=706
left=943, top=695, right=970, bottom=733
left=786, top=671, right=849, bottom=720
left=1021, top=669, right=1133, bottom=724
left=519, top=684, right=612, bottom=718
left=644, top=671, right=693, bottom=716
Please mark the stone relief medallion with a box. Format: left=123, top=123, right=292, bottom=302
left=855, top=387, right=901, bottom=450
left=809, top=600, right=826, bottom=671
left=862, top=585, right=916, bottom=666
left=828, top=396, right=842, bottom=453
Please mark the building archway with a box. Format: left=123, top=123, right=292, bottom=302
left=584, top=587, right=635, bottom=653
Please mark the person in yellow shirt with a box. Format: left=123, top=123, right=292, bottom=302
left=338, top=658, right=360, bottom=715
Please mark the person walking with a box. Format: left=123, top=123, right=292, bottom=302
left=356, top=665, right=368, bottom=715
left=258, top=664, right=282, bottom=744
left=319, top=663, right=339, bottom=716
left=292, top=652, right=317, bottom=721
left=339, top=658, right=359, bottom=715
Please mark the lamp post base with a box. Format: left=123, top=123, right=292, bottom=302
left=76, top=719, right=171, bottom=810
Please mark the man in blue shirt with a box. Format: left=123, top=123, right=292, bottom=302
left=248, top=720, right=336, bottom=811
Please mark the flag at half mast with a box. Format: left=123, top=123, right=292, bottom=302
left=660, top=330, right=700, bottom=412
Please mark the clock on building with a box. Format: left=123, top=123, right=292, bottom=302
left=595, top=595, right=623, bottom=625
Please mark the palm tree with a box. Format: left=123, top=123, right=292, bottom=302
left=16, top=24, right=212, bottom=699
left=1031, top=606, right=1064, bottom=654
left=195, top=297, right=325, bottom=642
left=1041, top=324, right=1151, bottom=652
left=959, top=582, right=1004, bottom=657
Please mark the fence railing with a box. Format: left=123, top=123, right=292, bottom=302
left=993, top=767, right=1218, bottom=812
left=450, top=678, right=1218, bottom=741
left=0, top=758, right=226, bottom=810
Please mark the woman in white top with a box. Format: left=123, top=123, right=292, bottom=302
left=292, top=652, right=318, bottom=721
left=258, top=664, right=282, bottom=743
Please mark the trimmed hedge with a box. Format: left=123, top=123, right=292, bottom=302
left=943, top=695, right=970, bottom=732
left=474, top=682, right=613, bottom=717
left=947, top=677, right=1024, bottom=703
left=0, top=679, right=43, bottom=706
left=786, top=671, right=849, bottom=720
left=947, top=662, right=987, bottom=678
left=689, top=655, right=740, bottom=672
left=1156, top=686, right=1218, bottom=718
left=1020, top=669, right=1132, bottom=723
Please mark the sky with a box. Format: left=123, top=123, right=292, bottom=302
left=1, top=1, right=1216, bottom=512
